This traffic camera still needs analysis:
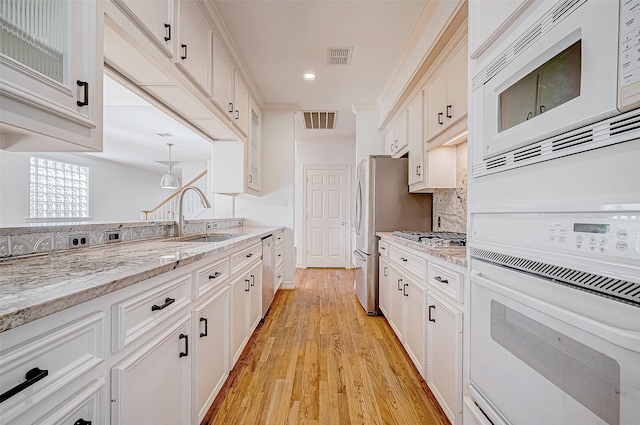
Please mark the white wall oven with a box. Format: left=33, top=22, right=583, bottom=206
left=468, top=212, right=640, bottom=425
left=472, top=0, right=640, bottom=175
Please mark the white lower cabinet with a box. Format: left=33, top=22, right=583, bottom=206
left=230, top=260, right=262, bottom=366
left=378, top=256, right=389, bottom=317
left=387, top=265, right=405, bottom=341
left=111, top=315, right=192, bottom=425
left=193, top=286, right=230, bottom=423
left=33, top=378, right=104, bottom=425
left=426, top=290, right=463, bottom=425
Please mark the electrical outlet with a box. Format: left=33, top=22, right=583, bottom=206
left=106, top=231, right=122, bottom=243
left=68, top=234, right=90, bottom=248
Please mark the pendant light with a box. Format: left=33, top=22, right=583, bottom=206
left=160, top=143, right=180, bottom=189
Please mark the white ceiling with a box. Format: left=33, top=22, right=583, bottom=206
left=95, top=1, right=428, bottom=170
left=212, top=0, right=427, bottom=140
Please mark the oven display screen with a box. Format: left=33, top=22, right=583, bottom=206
left=573, top=223, right=610, bottom=234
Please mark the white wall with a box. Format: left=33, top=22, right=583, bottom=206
left=294, top=138, right=356, bottom=267
left=235, top=110, right=296, bottom=287
left=352, top=106, right=385, bottom=165
left=0, top=150, right=168, bottom=225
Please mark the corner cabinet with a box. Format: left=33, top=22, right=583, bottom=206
left=247, top=97, right=262, bottom=192
left=0, top=0, right=103, bottom=151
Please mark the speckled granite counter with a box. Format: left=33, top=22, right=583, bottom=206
left=377, top=232, right=467, bottom=268
left=0, top=226, right=281, bottom=333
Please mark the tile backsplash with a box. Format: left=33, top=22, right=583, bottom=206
left=432, top=142, right=467, bottom=234
left=0, top=218, right=244, bottom=259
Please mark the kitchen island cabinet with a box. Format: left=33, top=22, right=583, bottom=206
left=0, top=226, right=281, bottom=425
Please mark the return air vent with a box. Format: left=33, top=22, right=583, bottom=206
left=327, top=47, right=353, bottom=65
left=473, top=108, right=640, bottom=177
left=471, top=248, right=640, bottom=307
left=302, top=111, right=337, bottom=130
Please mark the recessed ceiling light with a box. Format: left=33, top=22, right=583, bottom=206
left=303, top=73, right=316, bottom=81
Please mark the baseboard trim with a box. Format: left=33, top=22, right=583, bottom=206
left=280, top=281, right=295, bottom=290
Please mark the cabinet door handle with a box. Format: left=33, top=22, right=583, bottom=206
left=446, top=105, right=452, bottom=118
left=245, top=279, right=250, bottom=292
left=74, top=419, right=91, bottom=425
left=437, top=112, right=443, bottom=125
left=228, top=102, right=234, bottom=113
left=0, top=367, right=48, bottom=403
left=278, top=274, right=282, bottom=279
left=235, top=110, right=240, bottom=120
left=179, top=333, right=189, bottom=357
left=394, top=140, right=398, bottom=148
left=181, top=43, right=187, bottom=60
left=164, top=23, right=171, bottom=41
left=151, top=297, right=175, bottom=311
left=246, top=253, right=253, bottom=258
left=209, top=271, right=222, bottom=280
left=416, top=165, right=421, bottom=176
left=76, top=80, right=89, bottom=107
left=250, top=274, right=255, bottom=286
left=403, top=283, right=408, bottom=296
left=428, top=305, right=436, bottom=322
left=397, top=278, right=403, bottom=291
left=434, top=276, right=449, bottom=284
left=400, top=257, right=408, bottom=262
left=526, top=111, right=533, bottom=120
left=199, top=317, right=208, bottom=338
left=249, top=174, right=253, bottom=183
left=383, top=266, right=388, bottom=277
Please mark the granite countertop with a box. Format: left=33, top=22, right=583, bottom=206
left=377, top=232, right=467, bottom=268
left=0, top=226, right=282, bottom=333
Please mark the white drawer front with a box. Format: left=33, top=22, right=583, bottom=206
left=274, top=231, right=284, bottom=248
left=389, top=245, right=426, bottom=281
left=194, top=257, right=229, bottom=299
left=33, top=378, right=104, bottom=425
left=230, top=242, right=262, bottom=277
left=0, top=313, right=104, bottom=423
left=378, top=240, right=389, bottom=257
left=274, top=244, right=284, bottom=269
left=428, top=262, right=463, bottom=304
left=274, top=263, right=284, bottom=291
left=112, top=274, right=191, bottom=352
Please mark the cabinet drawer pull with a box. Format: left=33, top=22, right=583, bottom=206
left=249, top=174, right=253, bottom=183
left=400, top=257, right=408, bottom=262
left=74, top=419, right=91, bottom=425
left=446, top=105, right=452, bottom=118
left=164, top=23, right=171, bottom=41
left=179, top=333, right=188, bottom=357
left=151, top=297, right=175, bottom=311
left=246, top=253, right=253, bottom=258
left=434, top=276, right=449, bottom=284
left=397, top=278, right=403, bottom=291
left=235, top=110, right=240, bottom=120
left=383, top=266, right=388, bottom=277
left=438, top=112, right=443, bottom=125
left=76, top=80, right=89, bottom=107
left=209, top=271, right=222, bottom=280
left=245, top=279, right=250, bottom=292
left=200, top=317, right=208, bottom=338
left=403, top=283, right=408, bottom=297
left=416, top=165, right=421, bottom=176
left=181, top=43, right=187, bottom=60
left=0, top=367, right=49, bottom=403
left=250, top=274, right=255, bottom=287
left=228, top=102, right=234, bottom=113
left=428, top=305, right=436, bottom=322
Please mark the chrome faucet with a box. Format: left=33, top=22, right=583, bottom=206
left=177, top=186, right=211, bottom=237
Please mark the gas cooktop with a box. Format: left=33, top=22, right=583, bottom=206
left=392, top=231, right=467, bottom=247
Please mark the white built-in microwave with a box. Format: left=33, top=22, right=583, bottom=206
left=475, top=0, right=640, bottom=160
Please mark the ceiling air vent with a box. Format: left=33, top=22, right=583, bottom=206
left=327, top=47, right=353, bottom=65
left=302, top=111, right=337, bottom=130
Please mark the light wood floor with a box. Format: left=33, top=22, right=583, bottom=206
left=202, top=268, right=450, bottom=425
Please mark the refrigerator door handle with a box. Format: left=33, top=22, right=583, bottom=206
left=354, top=180, right=363, bottom=235
left=353, top=250, right=367, bottom=261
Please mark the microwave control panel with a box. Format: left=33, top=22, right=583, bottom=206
left=619, top=0, right=640, bottom=111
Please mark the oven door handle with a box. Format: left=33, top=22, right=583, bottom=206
left=353, top=250, right=367, bottom=262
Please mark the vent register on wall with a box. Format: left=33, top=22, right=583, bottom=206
left=472, top=0, right=640, bottom=177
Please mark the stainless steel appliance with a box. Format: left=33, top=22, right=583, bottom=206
left=353, top=156, right=432, bottom=314
left=468, top=212, right=640, bottom=425
left=261, top=235, right=274, bottom=318
left=392, top=231, right=466, bottom=247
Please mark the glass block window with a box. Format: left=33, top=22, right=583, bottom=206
left=29, top=156, right=90, bottom=219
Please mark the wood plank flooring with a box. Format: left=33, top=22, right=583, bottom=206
left=202, top=268, right=450, bottom=425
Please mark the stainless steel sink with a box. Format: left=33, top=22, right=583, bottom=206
left=178, top=234, right=242, bottom=243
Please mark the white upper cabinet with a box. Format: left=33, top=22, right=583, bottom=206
left=175, top=0, right=211, bottom=96
left=233, top=71, right=249, bottom=136
left=0, top=0, right=102, bottom=151
left=391, top=110, right=408, bottom=158
left=211, top=35, right=235, bottom=119
left=384, top=126, right=395, bottom=155
left=111, top=0, right=175, bottom=59
left=408, top=91, right=425, bottom=186
left=247, top=96, right=261, bottom=192
left=425, top=35, right=468, bottom=143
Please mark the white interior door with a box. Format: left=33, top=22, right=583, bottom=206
left=305, top=168, right=347, bottom=268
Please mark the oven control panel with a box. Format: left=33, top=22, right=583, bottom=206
left=472, top=212, right=640, bottom=261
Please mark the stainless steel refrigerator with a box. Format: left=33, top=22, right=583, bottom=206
left=353, top=156, right=432, bottom=314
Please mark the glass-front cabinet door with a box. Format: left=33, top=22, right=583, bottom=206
left=247, top=96, right=261, bottom=192
left=0, top=0, right=102, bottom=151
